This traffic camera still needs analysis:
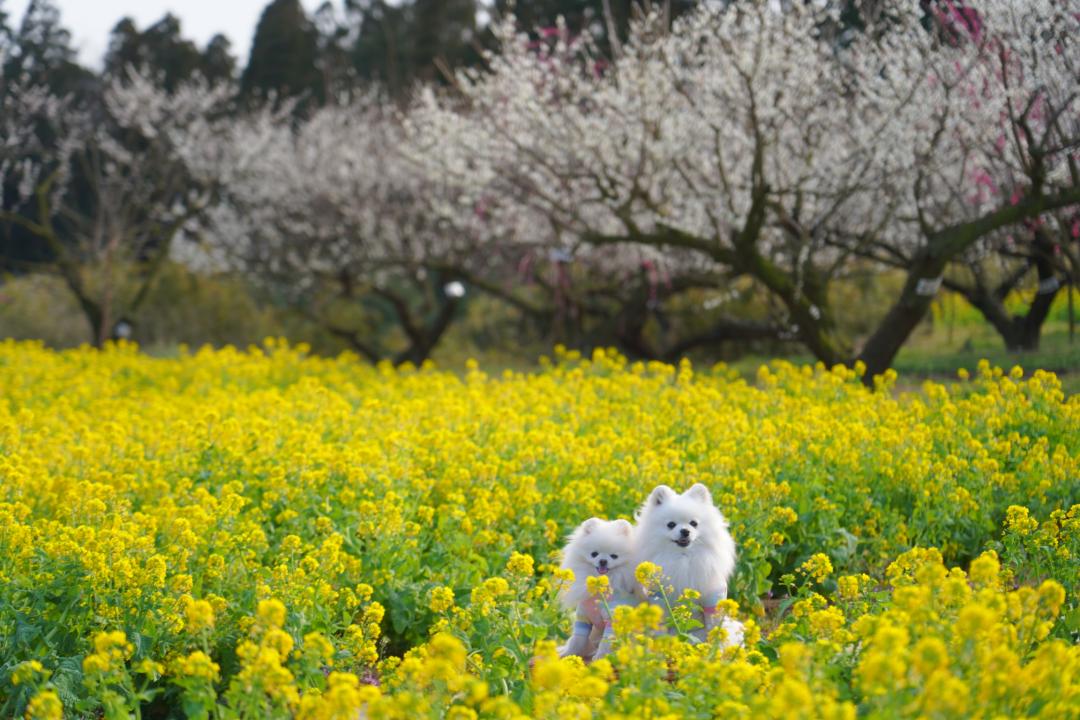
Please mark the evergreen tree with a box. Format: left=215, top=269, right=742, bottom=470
left=348, top=0, right=479, bottom=97
left=348, top=0, right=409, bottom=93
left=409, top=0, right=478, bottom=83
left=0, top=1, right=12, bottom=49
left=312, top=1, right=356, bottom=97
left=491, top=0, right=696, bottom=57
left=241, top=0, right=323, bottom=106
left=0, top=0, right=94, bottom=272
left=3, top=0, right=91, bottom=94
left=104, top=14, right=236, bottom=90
left=201, top=35, right=237, bottom=84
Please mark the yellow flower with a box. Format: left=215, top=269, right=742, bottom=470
left=1005, top=506, right=1038, bottom=536
left=184, top=597, right=216, bottom=633
left=257, top=599, right=287, bottom=629
left=837, top=575, right=861, bottom=600
left=586, top=575, right=610, bottom=598
left=429, top=586, right=456, bottom=614
left=799, top=553, right=834, bottom=583
left=172, top=651, right=221, bottom=681
left=470, top=577, right=511, bottom=616
left=969, top=550, right=1001, bottom=587
left=506, top=552, right=535, bottom=577
left=911, top=637, right=949, bottom=677
left=25, top=689, right=63, bottom=720
left=2, top=343, right=1078, bottom=718
left=917, top=668, right=970, bottom=717
left=956, top=604, right=996, bottom=640
left=134, top=659, right=165, bottom=677
left=1036, top=579, right=1066, bottom=616
left=12, top=660, right=46, bottom=686
left=678, top=588, right=701, bottom=603
left=263, top=628, right=295, bottom=657
left=635, top=561, right=662, bottom=588
left=82, top=653, right=110, bottom=675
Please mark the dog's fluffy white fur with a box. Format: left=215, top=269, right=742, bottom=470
left=634, top=483, right=740, bottom=643
left=557, top=517, right=639, bottom=658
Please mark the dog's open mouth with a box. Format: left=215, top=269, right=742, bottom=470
left=674, top=538, right=691, bottom=548
left=595, top=566, right=609, bottom=575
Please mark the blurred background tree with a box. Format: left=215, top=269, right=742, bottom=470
left=0, top=0, right=1076, bottom=386
left=104, top=14, right=236, bottom=90
left=241, top=0, right=323, bottom=106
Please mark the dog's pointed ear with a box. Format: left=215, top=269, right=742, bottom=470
left=613, top=519, right=632, bottom=536
left=685, top=483, right=712, bottom=503
left=581, top=517, right=602, bottom=534
left=648, top=485, right=675, bottom=507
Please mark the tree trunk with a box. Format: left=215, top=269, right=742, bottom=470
left=661, top=317, right=782, bottom=362
left=858, top=188, right=1080, bottom=382
left=739, top=248, right=849, bottom=366
left=1013, top=231, right=1064, bottom=351
left=949, top=230, right=1061, bottom=352
left=391, top=291, right=460, bottom=367
left=857, top=248, right=948, bottom=379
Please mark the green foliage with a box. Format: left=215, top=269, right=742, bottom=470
left=241, top=0, right=323, bottom=106
left=0, top=264, right=284, bottom=350
left=105, top=14, right=236, bottom=90
left=350, top=0, right=481, bottom=94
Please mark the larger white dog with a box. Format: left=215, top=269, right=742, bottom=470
left=635, top=483, right=742, bottom=644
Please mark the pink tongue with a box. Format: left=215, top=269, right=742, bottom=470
left=597, top=566, right=609, bottom=575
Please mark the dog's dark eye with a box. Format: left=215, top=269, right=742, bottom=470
left=591, top=551, right=599, bottom=558
left=611, top=554, right=618, bottom=559
left=690, top=520, right=698, bottom=528
left=667, top=521, right=676, bottom=530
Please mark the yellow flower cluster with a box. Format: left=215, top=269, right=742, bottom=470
left=586, top=575, right=610, bottom=598
left=799, top=553, right=834, bottom=583
left=172, top=650, right=220, bottom=681
left=82, top=631, right=134, bottom=675
left=0, top=341, right=1076, bottom=718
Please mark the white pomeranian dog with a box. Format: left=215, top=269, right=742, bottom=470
left=634, top=483, right=743, bottom=646
left=557, top=517, right=642, bottom=659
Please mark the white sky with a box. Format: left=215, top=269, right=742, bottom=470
left=7, top=0, right=324, bottom=68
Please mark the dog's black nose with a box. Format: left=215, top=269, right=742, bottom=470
left=679, top=528, right=690, bottom=538
left=598, top=558, right=608, bottom=567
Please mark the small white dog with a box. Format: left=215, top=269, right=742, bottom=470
left=557, top=517, right=642, bottom=659
left=634, top=483, right=742, bottom=645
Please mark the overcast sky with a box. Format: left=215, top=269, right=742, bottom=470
left=7, top=0, right=323, bottom=68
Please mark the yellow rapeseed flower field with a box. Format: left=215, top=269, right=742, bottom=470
left=1, top=340, right=1078, bottom=718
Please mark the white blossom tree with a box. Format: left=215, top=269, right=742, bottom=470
left=190, top=94, right=517, bottom=365
left=407, top=0, right=1080, bottom=377
left=0, top=68, right=233, bottom=345
left=838, top=0, right=1080, bottom=370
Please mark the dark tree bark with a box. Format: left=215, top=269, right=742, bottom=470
left=946, top=229, right=1063, bottom=351
left=858, top=188, right=1080, bottom=380
left=661, top=317, right=783, bottom=362
left=387, top=288, right=460, bottom=366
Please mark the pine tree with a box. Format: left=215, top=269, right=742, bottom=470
left=0, top=0, right=94, bottom=273
left=3, top=0, right=91, bottom=94
left=105, top=14, right=236, bottom=90
left=348, top=0, right=479, bottom=97
left=0, top=1, right=12, bottom=50
left=349, top=0, right=409, bottom=93
left=201, top=35, right=236, bottom=84
left=409, top=0, right=478, bottom=83
left=491, top=0, right=696, bottom=58
left=241, top=0, right=323, bottom=106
